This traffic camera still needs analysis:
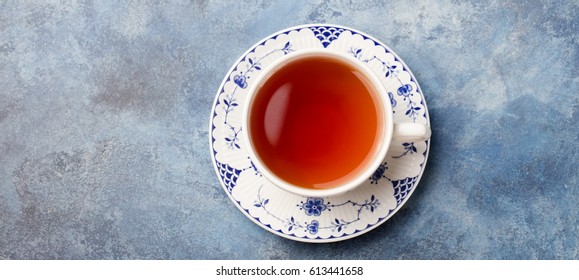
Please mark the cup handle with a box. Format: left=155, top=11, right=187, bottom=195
left=392, top=123, right=431, bottom=142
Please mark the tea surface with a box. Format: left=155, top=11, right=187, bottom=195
left=249, top=57, right=382, bottom=189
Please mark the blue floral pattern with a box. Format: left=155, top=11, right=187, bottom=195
left=388, top=92, right=397, bottom=108
left=306, top=220, right=320, bottom=234
left=393, top=142, right=418, bottom=158
left=397, top=84, right=421, bottom=121
left=233, top=75, right=247, bottom=89
left=300, top=198, right=328, bottom=216
left=254, top=185, right=382, bottom=234
left=370, top=162, right=388, bottom=184
left=397, top=84, right=412, bottom=98
left=349, top=47, right=423, bottom=122
left=210, top=24, right=430, bottom=242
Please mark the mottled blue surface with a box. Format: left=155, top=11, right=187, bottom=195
left=0, top=1, right=577, bottom=259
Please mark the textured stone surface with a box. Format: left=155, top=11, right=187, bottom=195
left=0, top=1, right=577, bottom=259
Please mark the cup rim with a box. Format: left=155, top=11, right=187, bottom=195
left=241, top=49, right=394, bottom=197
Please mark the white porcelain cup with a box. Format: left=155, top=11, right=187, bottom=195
left=242, top=49, right=431, bottom=197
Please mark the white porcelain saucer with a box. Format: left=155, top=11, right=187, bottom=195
left=209, top=24, right=430, bottom=243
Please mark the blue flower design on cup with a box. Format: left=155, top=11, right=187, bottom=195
left=306, top=220, right=319, bottom=234
left=233, top=74, right=248, bottom=89
left=396, top=84, right=421, bottom=121
left=302, top=198, right=327, bottom=216
left=397, top=84, right=413, bottom=99
left=388, top=92, right=397, bottom=108
left=370, top=162, right=388, bottom=184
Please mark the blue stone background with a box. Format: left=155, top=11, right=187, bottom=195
left=0, top=1, right=577, bottom=259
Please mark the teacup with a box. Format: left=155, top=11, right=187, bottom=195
left=242, top=49, right=430, bottom=197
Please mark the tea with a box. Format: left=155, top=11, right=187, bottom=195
left=249, top=56, right=383, bottom=189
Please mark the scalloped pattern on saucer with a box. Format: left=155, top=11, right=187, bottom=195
left=209, top=24, right=430, bottom=243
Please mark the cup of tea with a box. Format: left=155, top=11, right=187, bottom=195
left=242, top=49, right=431, bottom=197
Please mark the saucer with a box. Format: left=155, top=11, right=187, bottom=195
left=209, top=24, right=430, bottom=243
